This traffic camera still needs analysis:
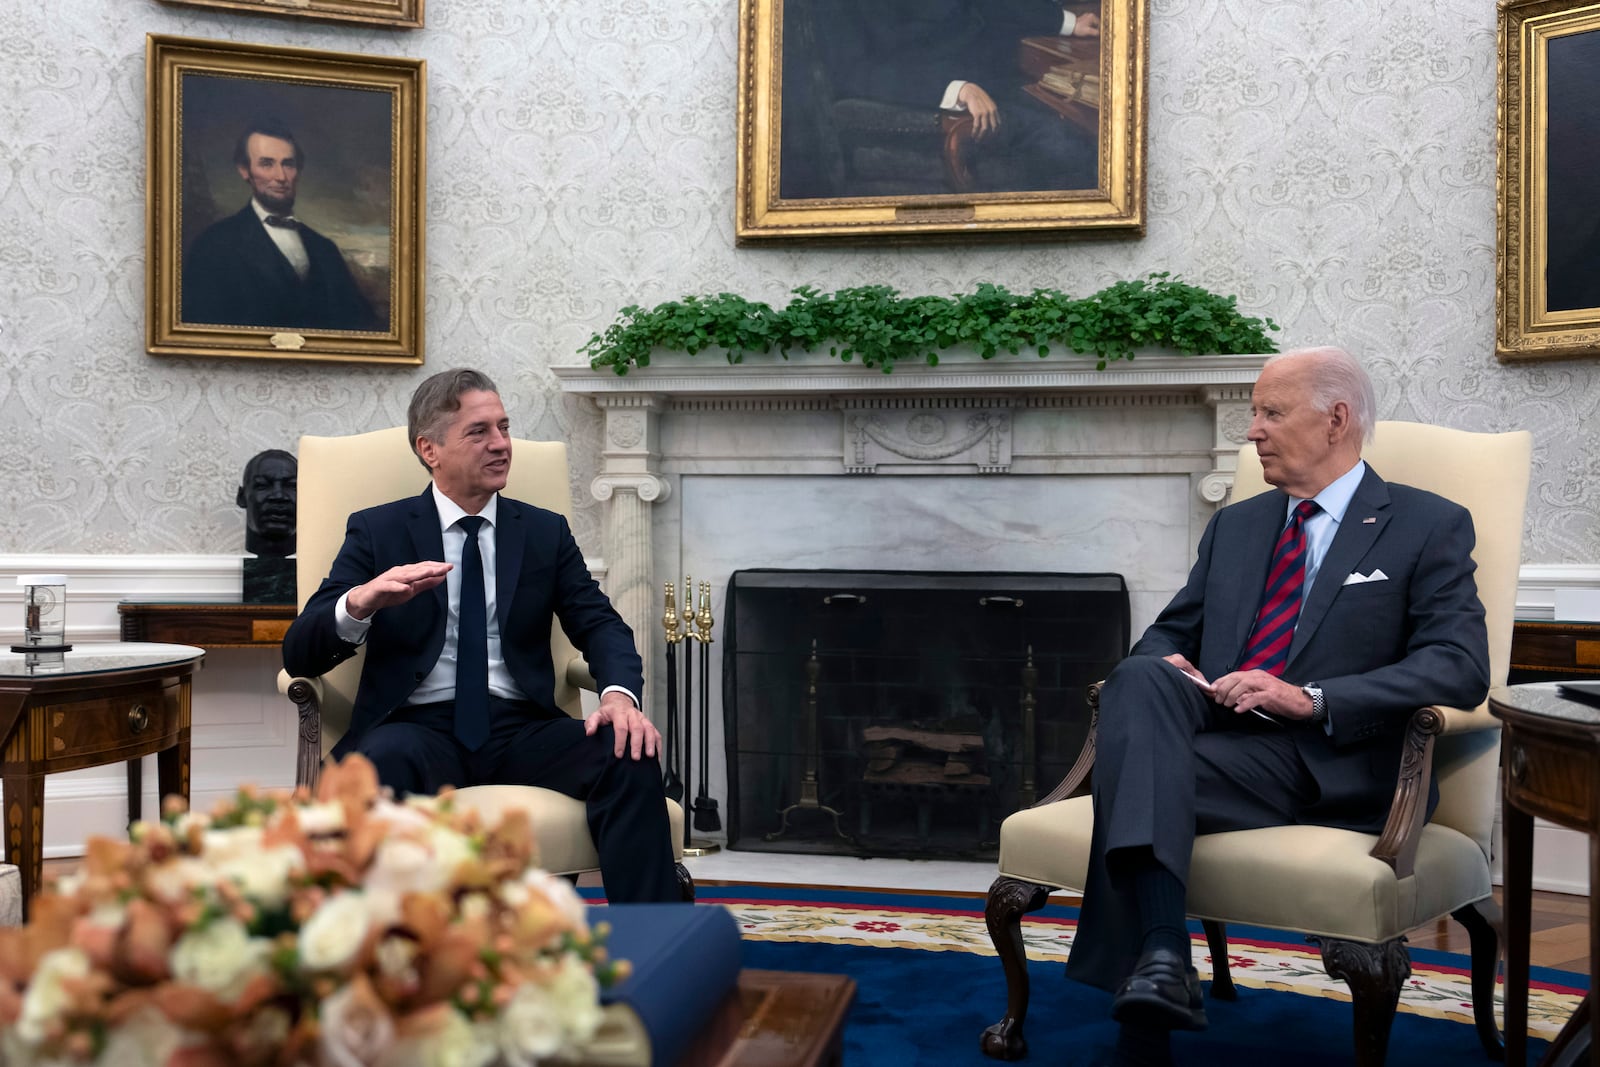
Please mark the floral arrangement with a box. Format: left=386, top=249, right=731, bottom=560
left=0, top=756, right=626, bottom=1067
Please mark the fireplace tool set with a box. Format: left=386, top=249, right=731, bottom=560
left=662, top=578, right=721, bottom=854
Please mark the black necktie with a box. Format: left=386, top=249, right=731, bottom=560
left=263, top=214, right=300, bottom=229
left=454, top=515, right=489, bottom=750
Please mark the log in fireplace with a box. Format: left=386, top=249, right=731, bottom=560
left=722, top=569, right=1129, bottom=860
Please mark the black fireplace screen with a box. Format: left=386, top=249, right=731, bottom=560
left=722, top=569, right=1129, bottom=860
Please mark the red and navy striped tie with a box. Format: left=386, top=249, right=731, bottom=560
left=1238, top=500, right=1320, bottom=676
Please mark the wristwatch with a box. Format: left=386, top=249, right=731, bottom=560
left=1302, top=684, right=1327, bottom=724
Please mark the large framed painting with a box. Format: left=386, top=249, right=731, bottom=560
left=734, top=0, right=1147, bottom=243
left=146, top=36, right=425, bottom=365
left=155, top=0, right=423, bottom=29
left=1497, top=0, right=1600, bottom=361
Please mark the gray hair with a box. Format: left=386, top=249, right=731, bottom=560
left=407, top=368, right=500, bottom=471
left=1265, top=346, right=1376, bottom=445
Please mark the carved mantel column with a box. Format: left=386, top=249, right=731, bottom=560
left=588, top=395, right=670, bottom=721
left=1199, top=384, right=1256, bottom=505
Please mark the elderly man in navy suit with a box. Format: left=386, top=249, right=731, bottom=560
left=282, top=368, right=677, bottom=903
left=183, top=119, right=380, bottom=332
left=1067, top=347, right=1490, bottom=1066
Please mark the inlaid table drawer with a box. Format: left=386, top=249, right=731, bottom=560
left=1504, top=730, right=1594, bottom=827
left=31, top=684, right=177, bottom=765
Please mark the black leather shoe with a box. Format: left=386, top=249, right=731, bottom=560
left=1111, top=947, right=1208, bottom=1031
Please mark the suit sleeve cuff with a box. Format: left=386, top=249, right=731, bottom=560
left=334, top=592, right=371, bottom=646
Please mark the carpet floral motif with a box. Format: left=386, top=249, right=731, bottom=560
left=709, top=891, right=1582, bottom=1040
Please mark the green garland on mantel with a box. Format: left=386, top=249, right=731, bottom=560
left=583, top=273, right=1279, bottom=376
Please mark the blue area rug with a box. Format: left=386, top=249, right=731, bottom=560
left=589, top=883, right=1585, bottom=1067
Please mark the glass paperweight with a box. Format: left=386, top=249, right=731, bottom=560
left=14, top=573, right=70, bottom=653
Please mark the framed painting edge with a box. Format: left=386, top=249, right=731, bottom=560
left=145, top=34, right=425, bottom=366
left=153, top=0, right=424, bottom=31
left=1496, top=0, right=1600, bottom=362
left=734, top=0, right=1148, bottom=243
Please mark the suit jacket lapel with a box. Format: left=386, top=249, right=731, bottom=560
left=1230, top=492, right=1291, bottom=657
left=1287, top=467, right=1391, bottom=666
left=407, top=487, right=448, bottom=616
left=495, top=499, right=523, bottom=632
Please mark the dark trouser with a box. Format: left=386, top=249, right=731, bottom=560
left=1066, top=656, right=1319, bottom=991
left=356, top=696, right=679, bottom=904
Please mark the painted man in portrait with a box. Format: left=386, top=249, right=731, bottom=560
left=183, top=118, right=381, bottom=332
left=783, top=0, right=1102, bottom=198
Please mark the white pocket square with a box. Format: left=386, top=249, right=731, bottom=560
left=1343, top=569, right=1389, bottom=586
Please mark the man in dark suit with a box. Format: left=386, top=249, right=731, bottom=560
left=183, top=119, right=381, bottom=332
left=281, top=368, right=677, bottom=903
left=1066, top=347, right=1490, bottom=1066
left=822, top=0, right=1101, bottom=192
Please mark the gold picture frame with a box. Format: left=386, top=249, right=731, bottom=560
left=146, top=35, right=425, bottom=365
left=735, top=0, right=1147, bottom=243
left=155, top=0, right=423, bottom=30
left=1497, top=0, right=1600, bottom=361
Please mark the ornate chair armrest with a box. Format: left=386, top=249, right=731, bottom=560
left=278, top=670, right=327, bottom=792
left=1368, top=705, right=1444, bottom=878
left=565, top=656, right=596, bottom=693
left=1036, top=679, right=1103, bottom=806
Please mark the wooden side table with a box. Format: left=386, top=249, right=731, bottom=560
left=1510, top=619, right=1600, bottom=682
left=0, top=643, right=203, bottom=919
left=118, top=601, right=295, bottom=649
left=117, top=603, right=295, bottom=821
left=1490, top=683, right=1600, bottom=1067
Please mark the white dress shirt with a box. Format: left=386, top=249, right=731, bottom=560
left=251, top=198, right=311, bottom=280
left=334, top=484, right=638, bottom=712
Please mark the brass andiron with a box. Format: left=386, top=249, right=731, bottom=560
left=661, top=582, right=685, bottom=805
left=690, top=580, right=722, bottom=835
left=663, top=577, right=720, bottom=856
left=766, top=640, right=853, bottom=844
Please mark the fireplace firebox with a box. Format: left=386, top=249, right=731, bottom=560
left=722, top=569, right=1129, bottom=860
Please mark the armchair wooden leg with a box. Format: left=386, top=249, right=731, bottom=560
left=1202, top=919, right=1238, bottom=1001
left=674, top=861, right=695, bottom=903
left=1452, top=898, right=1506, bottom=1060
left=1315, top=936, right=1410, bottom=1067
left=980, top=876, right=1052, bottom=1061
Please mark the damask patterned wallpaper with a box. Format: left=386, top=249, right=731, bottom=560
left=0, top=0, right=1595, bottom=562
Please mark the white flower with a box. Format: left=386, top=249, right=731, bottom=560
left=200, top=825, right=264, bottom=865
left=169, top=917, right=271, bottom=1002
left=319, top=979, right=396, bottom=1067
left=92, top=1005, right=189, bottom=1067
left=377, top=1008, right=497, bottom=1067
left=14, top=946, right=90, bottom=1045
left=518, top=870, right=589, bottom=931
left=217, top=843, right=304, bottom=909
left=295, top=800, right=347, bottom=835
left=298, top=890, right=373, bottom=972
left=370, top=799, right=434, bottom=835
left=143, top=856, right=212, bottom=904
left=497, top=956, right=602, bottom=1067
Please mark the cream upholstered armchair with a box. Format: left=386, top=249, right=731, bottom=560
left=980, top=422, right=1532, bottom=1067
left=277, top=426, right=691, bottom=899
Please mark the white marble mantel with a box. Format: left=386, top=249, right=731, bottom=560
left=554, top=352, right=1271, bottom=758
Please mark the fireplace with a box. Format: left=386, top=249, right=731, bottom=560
left=554, top=352, right=1267, bottom=856
left=722, top=569, right=1129, bottom=860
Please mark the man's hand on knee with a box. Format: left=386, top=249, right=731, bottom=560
left=586, top=691, right=662, bottom=760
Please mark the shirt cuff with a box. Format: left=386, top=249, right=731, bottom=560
left=940, top=80, right=968, bottom=111
left=600, top=684, right=640, bottom=711
left=334, top=591, right=372, bottom=646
